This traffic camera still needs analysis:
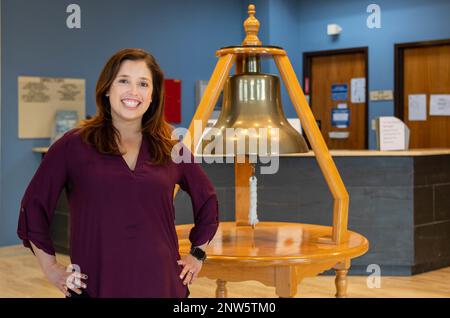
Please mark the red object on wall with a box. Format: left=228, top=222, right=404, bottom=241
left=304, top=77, right=310, bottom=94
left=164, top=79, right=181, bottom=124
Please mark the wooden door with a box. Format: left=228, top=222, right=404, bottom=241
left=308, top=51, right=367, bottom=149
left=402, top=44, right=450, bottom=148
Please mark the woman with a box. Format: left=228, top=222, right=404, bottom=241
left=17, top=48, right=219, bottom=298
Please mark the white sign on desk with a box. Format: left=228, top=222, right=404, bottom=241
left=429, top=94, right=450, bottom=116
left=376, top=116, right=410, bottom=151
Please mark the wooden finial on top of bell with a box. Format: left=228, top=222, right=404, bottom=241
left=242, top=4, right=261, bottom=46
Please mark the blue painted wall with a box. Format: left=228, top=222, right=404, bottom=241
left=243, top=0, right=301, bottom=117
left=0, top=0, right=244, bottom=246
left=296, top=0, right=450, bottom=148
left=267, top=0, right=301, bottom=117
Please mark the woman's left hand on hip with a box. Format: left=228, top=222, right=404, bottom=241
left=177, top=255, right=203, bottom=285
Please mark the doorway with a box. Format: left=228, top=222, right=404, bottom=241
left=395, top=39, right=450, bottom=148
left=303, top=47, right=369, bottom=149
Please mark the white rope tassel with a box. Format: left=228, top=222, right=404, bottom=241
left=249, top=175, right=259, bottom=227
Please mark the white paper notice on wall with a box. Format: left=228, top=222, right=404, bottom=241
left=376, top=116, right=410, bottom=151
left=429, top=94, right=450, bottom=116
left=18, top=76, right=85, bottom=138
left=408, top=94, right=427, bottom=121
left=351, top=78, right=366, bottom=103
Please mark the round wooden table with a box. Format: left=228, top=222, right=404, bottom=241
left=177, top=221, right=369, bottom=298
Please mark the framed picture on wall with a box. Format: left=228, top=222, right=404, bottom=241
left=51, top=110, right=78, bottom=144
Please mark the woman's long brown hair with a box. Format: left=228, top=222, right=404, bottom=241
left=78, top=48, right=176, bottom=165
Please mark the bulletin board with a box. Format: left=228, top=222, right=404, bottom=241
left=18, top=76, right=85, bottom=139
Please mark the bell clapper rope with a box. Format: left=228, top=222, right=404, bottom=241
left=249, top=163, right=259, bottom=229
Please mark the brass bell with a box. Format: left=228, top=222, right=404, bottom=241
left=201, top=55, right=309, bottom=156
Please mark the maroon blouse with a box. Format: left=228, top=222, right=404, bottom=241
left=17, top=128, right=219, bottom=298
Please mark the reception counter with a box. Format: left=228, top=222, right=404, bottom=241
left=33, top=147, right=450, bottom=275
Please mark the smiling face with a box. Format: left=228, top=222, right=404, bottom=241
left=107, top=59, right=153, bottom=124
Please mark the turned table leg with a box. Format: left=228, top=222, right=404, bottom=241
left=335, top=268, right=349, bottom=298
left=216, top=279, right=228, bottom=298
left=334, top=259, right=351, bottom=298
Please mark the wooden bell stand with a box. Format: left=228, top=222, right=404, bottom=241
left=175, top=5, right=369, bottom=298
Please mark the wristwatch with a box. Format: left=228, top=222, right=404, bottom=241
left=190, top=247, right=207, bottom=262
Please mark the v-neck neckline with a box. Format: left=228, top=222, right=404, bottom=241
left=119, top=137, right=145, bottom=175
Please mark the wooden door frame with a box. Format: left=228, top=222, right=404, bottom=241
left=394, top=38, right=450, bottom=119
left=303, top=47, right=369, bottom=149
